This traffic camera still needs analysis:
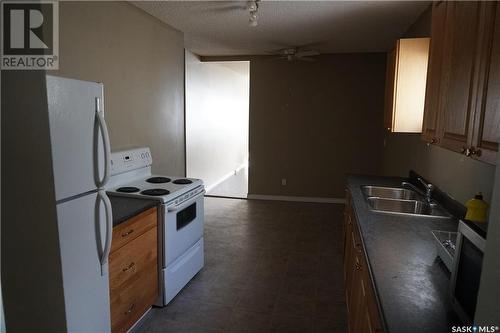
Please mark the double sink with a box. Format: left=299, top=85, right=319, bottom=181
left=362, top=185, right=450, bottom=218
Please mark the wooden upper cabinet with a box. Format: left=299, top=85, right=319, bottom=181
left=385, top=38, right=430, bottom=133
left=439, top=1, right=481, bottom=153
left=384, top=47, right=397, bottom=131
left=422, top=1, right=447, bottom=144
left=421, top=1, right=499, bottom=164
left=471, top=2, right=500, bottom=164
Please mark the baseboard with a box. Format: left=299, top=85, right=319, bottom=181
left=247, top=194, right=346, bottom=204
left=205, top=162, right=247, bottom=193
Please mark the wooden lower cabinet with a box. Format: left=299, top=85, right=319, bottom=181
left=344, top=190, right=382, bottom=333
left=109, top=207, right=158, bottom=333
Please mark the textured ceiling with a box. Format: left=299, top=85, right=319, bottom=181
left=133, top=1, right=430, bottom=56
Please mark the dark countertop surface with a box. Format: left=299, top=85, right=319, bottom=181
left=347, top=175, right=460, bottom=333
left=109, top=195, right=158, bottom=227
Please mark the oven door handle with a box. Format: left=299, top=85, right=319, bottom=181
left=168, top=190, right=205, bottom=212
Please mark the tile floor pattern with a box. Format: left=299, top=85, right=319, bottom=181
left=139, top=197, right=347, bottom=333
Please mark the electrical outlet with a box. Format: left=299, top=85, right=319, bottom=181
left=281, top=178, right=287, bottom=186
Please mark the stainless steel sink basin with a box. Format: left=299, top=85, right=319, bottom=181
left=366, top=197, right=450, bottom=218
left=362, top=185, right=418, bottom=200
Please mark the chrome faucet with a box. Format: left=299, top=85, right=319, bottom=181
left=401, top=178, right=434, bottom=203
left=418, top=177, right=434, bottom=203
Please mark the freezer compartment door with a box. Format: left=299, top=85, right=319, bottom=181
left=163, top=237, right=204, bottom=305
left=57, top=191, right=112, bottom=332
left=46, top=75, right=111, bottom=201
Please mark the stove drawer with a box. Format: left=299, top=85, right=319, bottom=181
left=164, top=237, right=204, bottom=305
left=111, top=207, right=157, bottom=253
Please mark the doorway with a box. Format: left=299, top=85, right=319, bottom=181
left=185, top=51, right=250, bottom=199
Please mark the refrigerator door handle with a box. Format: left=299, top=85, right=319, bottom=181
left=95, top=97, right=111, bottom=187
left=98, top=190, right=113, bottom=276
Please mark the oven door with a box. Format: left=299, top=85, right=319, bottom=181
left=163, top=189, right=205, bottom=267
left=450, top=220, right=486, bottom=324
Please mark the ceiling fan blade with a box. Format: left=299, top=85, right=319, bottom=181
left=202, top=3, right=248, bottom=12
left=295, top=50, right=320, bottom=57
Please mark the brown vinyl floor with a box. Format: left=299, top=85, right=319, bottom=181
left=139, top=197, right=347, bottom=333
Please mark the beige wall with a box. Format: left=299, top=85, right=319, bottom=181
left=248, top=54, right=387, bottom=198
left=185, top=51, right=249, bottom=189
left=382, top=134, right=496, bottom=203
left=55, top=1, right=185, bottom=175
left=381, top=6, right=497, bottom=204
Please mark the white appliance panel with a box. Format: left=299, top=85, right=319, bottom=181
left=46, top=75, right=109, bottom=201
left=57, top=192, right=111, bottom=332
left=164, top=192, right=204, bottom=266
left=109, top=148, right=152, bottom=177
left=164, top=238, right=204, bottom=305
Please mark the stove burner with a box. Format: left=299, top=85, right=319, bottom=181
left=173, top=179, right=193, bottom=185
left=141, top=188, right=170, bottom=196
left=116, top=187, right=140, bottom=193
left=146, top=177, right=171, bottom=184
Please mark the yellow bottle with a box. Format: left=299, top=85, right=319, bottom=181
left=465, top=192, right=488, bottom=223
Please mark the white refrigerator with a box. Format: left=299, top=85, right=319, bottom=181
left=46, top=75, right=113, bottom=332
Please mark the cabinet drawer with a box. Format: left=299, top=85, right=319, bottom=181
left=109, top=227, right=158, bottom=292
left=111, top=207, right=157, bottom=253
left=110, top=261, right=158, bottom=333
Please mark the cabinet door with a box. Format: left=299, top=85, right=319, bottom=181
left=384, top=47, right=397, bottom=131
left=422, top=1, right=447, bottom=144
left=439, top=2, right=481, bottom=152
left=349, top=254, right=364, bottom=332
left=471, top=2, right=500, bottom=164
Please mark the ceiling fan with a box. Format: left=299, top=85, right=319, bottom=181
left=272, top=46, right=321, bottom=62
left=203, top=1, right=259, bottom=13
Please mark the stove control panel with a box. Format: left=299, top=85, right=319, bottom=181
left=167, top=186, right=205, bottom=207
left=110, top=147, right=152, bottom=176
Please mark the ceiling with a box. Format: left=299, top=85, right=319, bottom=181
left=133, top=1, right=430, bottom=56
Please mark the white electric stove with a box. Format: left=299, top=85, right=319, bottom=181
left=106, top=147, right=205, bottom=306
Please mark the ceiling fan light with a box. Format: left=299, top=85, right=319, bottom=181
left=248, top=1, right=257, bottom=12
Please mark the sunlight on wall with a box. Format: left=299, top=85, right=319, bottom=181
left=185, top=51, right=249, bottom=190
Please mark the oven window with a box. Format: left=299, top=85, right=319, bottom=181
left=177, top=203, right=197, bottom=231
left=455, top=237, right=483, bottom=320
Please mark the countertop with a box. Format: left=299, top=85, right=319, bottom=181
left=346, top=175, right=461, bottom=333
left=109, top=195, right=158, bottom=227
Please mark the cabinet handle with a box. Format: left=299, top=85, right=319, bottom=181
left=355, top=262, right=361, bottom=270
left=122, top=262, right=135, bottom=272
left=121, top=229, right=134, bottom=237
left=124, top=303, right=135, bottom=315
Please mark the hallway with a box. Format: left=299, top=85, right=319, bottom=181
left=207, top=167, right=248, bottom=199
